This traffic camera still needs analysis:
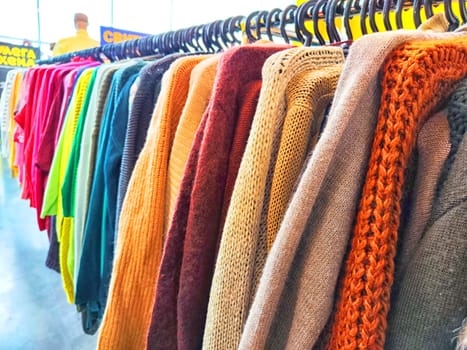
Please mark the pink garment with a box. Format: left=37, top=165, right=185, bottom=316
left=14, top=60, right=99, bottom=231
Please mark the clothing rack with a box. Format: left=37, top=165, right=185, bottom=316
left=36, top=0, right=466, bottom=63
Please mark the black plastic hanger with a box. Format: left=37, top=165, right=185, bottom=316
left=265, top=8, right=282, bottom=41
left=459, top=0, right=467, bottom=24
left=312, top=0, right=328, bottom=45
left=395, top=0, right=405, bottom=29
left=280, top=5, right=297, bottom=43
left=368, top=0, right=381, bottom=32
left=326, top=0, right=342, bottom=43
left=444, top=0, right=460, bottom=30
left=297, top=0, right=315, bottom=46
left=383, top=0, right=394, bottom=31
left=359, top=0, right=370, bottom=35
left=245, top=11, right=261, bottom=42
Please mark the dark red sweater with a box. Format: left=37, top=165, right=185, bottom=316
left=147, top=44, right=287, bottom=350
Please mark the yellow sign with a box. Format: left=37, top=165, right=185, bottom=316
left=295, top=1, right=463, bottom=42
left=0, top=42, right=38, bottom=68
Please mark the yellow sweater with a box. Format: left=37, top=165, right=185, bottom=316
left=98, top=55, right=208, bottom=350
left=9, top=70, right=24, bottom=178
left=165, top=54, right=220, bottom=229
left=41, top=68, right=95, bottom=303
left=52, top=29, right=100, bottom=56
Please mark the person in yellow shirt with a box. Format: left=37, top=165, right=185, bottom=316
left=52, top=13, right=100, bottom=56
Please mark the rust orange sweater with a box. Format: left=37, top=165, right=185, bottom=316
left=327, top=36, right=467, bottom=350
left=97, top=55, right=207, bottom=350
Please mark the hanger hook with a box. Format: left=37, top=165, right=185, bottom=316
left=312, top=0, right=327, bottom=45
left=280, top=5, right=297, bottom=44
left=245, top=11, right=261, bottom=42
left=297, top=0, right=315, bottom=46
left=444, top=0, right=460, bottom=30
left=326, top=0, right=342, bottom=43
left=265, top=8, right=281, bottom=42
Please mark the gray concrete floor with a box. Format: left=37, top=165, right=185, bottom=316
left=0, top=156, right=97, bottom=350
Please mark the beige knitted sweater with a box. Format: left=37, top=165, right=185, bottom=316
left=266, top=65, right=342, bottom=250
left=203, top=46, right=345, bottom=350
left=238, top=29, right=464, bottom=350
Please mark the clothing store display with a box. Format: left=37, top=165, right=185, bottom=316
left=327, top=35, right=467, bottom=350
left=41, top=67, right=97, bottom=302
left=204, top=46, right=345, bottom=350
left=115, top=54, right=184, bottom=225
left=385, top=80, right=467, bottom=350
left=239, top=29, right=466, bottom=350
left=148, top=44, right=287, bottom=350
left=75, top=62, right=145, bottom=332
left=98, top=55, right=207, bottom=350
left=1, top=4, right=466, bottom=349
left=165, top=54, right=219, bottom=229
left=73, top=65, right=121, bottom=285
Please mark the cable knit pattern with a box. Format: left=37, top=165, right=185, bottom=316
left=203, top=46, right=345, bottom=350
left=239, top=30, right=466, bottom=350
left=327, top=36, right=467, bottom=350
left=98, top=55, right=206, bottom=350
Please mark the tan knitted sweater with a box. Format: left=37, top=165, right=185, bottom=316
left=239, top=29, right=465, bottom=350
left=98, top=55, right=207, bottom=350
left=266, top=65, right=342, bottom=250
left=203, top=46, right=345, bottom=350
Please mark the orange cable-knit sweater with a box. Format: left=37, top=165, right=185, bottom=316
left=98, top=55, right=207, bottom=350
left=327, top=36, right=467, bottom=350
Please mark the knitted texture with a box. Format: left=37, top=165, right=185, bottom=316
left=73, top=65, right=120, bottom=286
left=327, top=36, right=467, bottom=350
left=148, top=45, right=286, bottom=350
left=98, top=55, right=206, bottom=350
left=219, top=80, right=262, bottom=231
left=41, top=68, right=95, bottom=303
left=0, top=70, right=17, bottom=158
left=239, top=30, right=465, bottom=350
left=385, top=134, right=467, bottom=350
left=203, top=46, right=345, bottom=350
left=165, top=54, right=219, bottom=230
left=266, top=66, right=342, bottom=250
left=116, top=54, right=184, bottom=225
left=438, top=78, right=467, bottom=192
left=7, top=71, right=23, bottom=177
left=395, top=111, right=451, bottom=281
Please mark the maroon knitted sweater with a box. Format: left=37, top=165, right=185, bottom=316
left=147, top=44, right=287, bottom=350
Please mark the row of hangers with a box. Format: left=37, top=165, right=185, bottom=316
left=36, top=0, right=466, bottom=64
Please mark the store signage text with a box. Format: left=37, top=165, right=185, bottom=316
left=0, top=42, right=38, bottom=68
left=100, top=26, right=150, bottom=45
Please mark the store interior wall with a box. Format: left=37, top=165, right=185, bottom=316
left=1, top=0, right=290, bottom=55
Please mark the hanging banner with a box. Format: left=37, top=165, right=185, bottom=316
left=0, top=42, right=39, bottom=68
left=100, top=26, right=150, bottom=45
